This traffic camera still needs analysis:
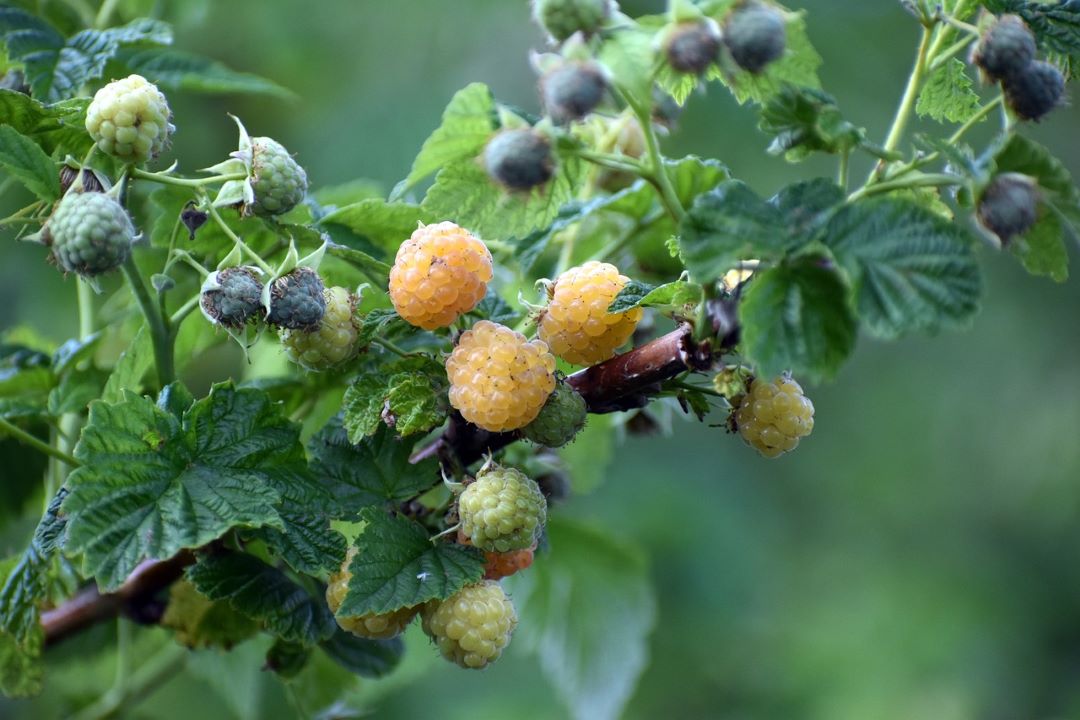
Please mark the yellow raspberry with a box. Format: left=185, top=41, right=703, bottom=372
left=537, top=261, right=643, bottom=366
left=325, top=548, right=419, bottom=640
left=445, top=320, right=556, bottom=432
left=280, top=286, right=361, bottom=371
left=734, top=376, right=815, bottom=458
left=389, top=222, right=493, bottom=330
left=84, top=74, right=173, bottom=164
left=421, top=581, right=517, bottom=669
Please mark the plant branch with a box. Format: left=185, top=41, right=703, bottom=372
left=880, top=25, right=934, bottom=161
left=0, top=417, right=81, bottom=467
left=848, top=172, right=962, bottom=202
left=122, top=256, right=175, bottom=386
left=131, top=167, right=248, bottom=188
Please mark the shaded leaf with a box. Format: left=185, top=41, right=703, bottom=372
left=319, top=628, right=404, bottom=679
left=0, top=125, right=59, bottom=201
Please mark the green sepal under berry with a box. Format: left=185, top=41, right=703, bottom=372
left=523, top=380, right=588, bottom=448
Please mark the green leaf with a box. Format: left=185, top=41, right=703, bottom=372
left=100, top=326, right=153, bottom=404
left=265, top=639, right=312, bottom=679
left=598, top=24, right=655, bottom=104
left=309, top=420, right=440, bottom=513
left=319, top=199, right=436, bottom=258
left=993, top=134, right=1080, bottom=252
left=1012, top=209, right=1068, bottom=282
left=0, top=126, right=59, bottom=201
left=337, top=508, right=483, bottom=616
left=560, top=413, right=613, bottom=494
left=385, top=372, right=446, bottom=437
left=916, top=58, right=982, bottom=124
left=738, top=256, right=857, bottom=381
left=0, top=488, right=66, bottom=647
left=468, top=289, right=520, bottom=325
left=254, top=511, right=347, bottom=577
left=769, top=178, right=845, bottom=239
left=758, top=85, right=864, bottom=161
left=114, top=48, right=295, bottom=98
left=422, top=148, right=583, bottom=240
left=64, top=383, right=315, bottom=590
left=341, top=373, right=385, bottom=440
left=47, top=367, right=107, bottom=416
left=0, top=621, right=42, bottom=698
left=187, top=551, right=337, bottom=646
left=607, top=280, right=703, bottom=313
left=396, top=83, right=496, bottom=196
left=508, top=517, right=655, bottom=720
left=324, top=244, right=392, bottom=289
left=717, top=11, right=822, bottom=104
left=677, top=180, right=790, bottom=282
left=824, top=198, right=982, bottom=339
left=161, top=579, right=260, bottom=650
left=319, top=628, right=403, bottom=679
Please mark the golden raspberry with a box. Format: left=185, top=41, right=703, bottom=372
left=325, top=548, right=419, bottom=639
left=537, top=261, right=643, bottom=366
left=280, top=286, right=362, bottom=371
left=734, top=376, right=815, bottom=458
left=445, top=320, right=556, bottom=432
left=389, top=222, right=493, bottom=330
left=421, top=581, right=517, bottom=669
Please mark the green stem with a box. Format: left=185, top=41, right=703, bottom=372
left=205, top=203, right=275, bottom=275
left=848, top=173, right=962, bottom=202
left=576, top=149, right=645, bottom=175
left=70, top=642, right=187, bottom=720
left=131, top=167, right=248, bottom=189
left=838, top=149, right=851, bottom=192
left=880, top=25, right=934, bottom=160
left=94, top=0, right=121, bottom=28
left=170, top=294, right=202, bottom=325
left=371, top=337, right=413, bottom=359
left=77, top=278, right=95, bottom=339
left=0, top=417, right=81, bottom=467
left=928, top=34, right=977, bottom=71
left=121, top=256, right=175, bottom=386
left=629, top=97, right=685, bottom=224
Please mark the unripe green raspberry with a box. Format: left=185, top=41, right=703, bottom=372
left=523, top=381, right=587, bottom=447
left=421, top=581, right=517, bottom=669
left=326, top=547, right=419, bottom=639
left=734, top=376, right=814, bottom=458
left=542, top=62, right=607, bottom=124
left=1003, top=60, right=1065, bottom=122
left=484, top=129, right=555, bottom=192
left=666, top=22, right=721, bottom=75
left=247, top=137, right=308, bottom=216
left=723, top=3, right=787, bottom=74
left=200, top=266, right=265, bottom=329
left=85, top=74, right=173, bottom=164
left=971, top=14, right=1036, bottom=82
left=531, top=0, right=614, bottom=42
left=47, top=191, right=135, bottom=276
left=977, top=173, right=1039, bottom=244
left=458, top=463, right=547, bottom=553
left=280, top=286, right=362, bottom=370
left=267, top=267, right=326, bottom=330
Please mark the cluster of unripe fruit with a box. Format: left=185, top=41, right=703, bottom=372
left=971, top=14, right=1064, bottom=123
left=326, top=462, right=548, bottom=669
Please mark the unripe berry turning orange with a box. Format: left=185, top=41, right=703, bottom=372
left=389, top=222, right=493, bottom=330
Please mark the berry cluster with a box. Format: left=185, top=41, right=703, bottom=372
left=972, top=14, right=1064, bottom=122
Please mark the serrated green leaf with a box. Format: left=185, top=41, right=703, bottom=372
left=717, top=11, right=822, bottom=104
left=422, top=148, right=583, bottom=240
left=161, top=579, right=260, bottom=650
left=1012, top=209, right=1068, bottom=282
left=114, top=47, right=295, bottom=99
left=508, top=517, right=655, bottom=720
left=738, top=256, right=856, bottom=381
left=824, top=198, right=982, bottom=339
left=319, top=198, right=436, bottom=258
left=677, top=180, right=790, bottom=282
left=46, top=367, right=107, bottom=416
left=309, top=420, right=440, bottom=513
left=608, top=280, right=703, bottom=313
left=338, top=508, right=483, bottom=616
left=396, top=83, right=496, bottom=196
left=0, top=488, right=66, bottom=647
left=187, top=551, right=336, bottom=645
left=355, top=308, right=409, bottom=349
left=759, top=85, right=863, bottom=161
left=0, top=125, right=59, bottom=201
left=64, top=383, right=314, bottom=590
left=254, top=511, right=347, bottom=577
left=916, top=58, right=982, bottom=124
left=769, top=178, right=845, bottom=238
left=319, top=628, right=403, bottom=679
left=468, top=288, right=520, bottom=325
left=341, top=373, right=386, bottom=441
left=100, top=326, right=153, bottom=404
left=0, top=620, right=42, bottom=698
left=386, top=372, right=445, bottom=437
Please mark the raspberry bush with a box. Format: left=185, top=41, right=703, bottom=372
left=0, top=1, right=1078, bottom=718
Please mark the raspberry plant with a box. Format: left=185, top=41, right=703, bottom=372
left=0, top=0, right=1079, bottom=718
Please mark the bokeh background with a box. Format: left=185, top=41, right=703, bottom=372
left=3, top=1, right=1080, bottom=718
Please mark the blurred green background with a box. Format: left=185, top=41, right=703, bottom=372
left=3, top=1, right=1080, bottom=718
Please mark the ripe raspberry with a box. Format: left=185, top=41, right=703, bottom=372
left=523, top=380, right=587, bottom=447
left=246, top=137, right=308, bottom=216
left=445, top=320, right=556, bottom=432
left=421, top=581, right=517, bottom=669
left=326, top=548, right=419, bottom=639
left=531, top=0, right=613, bottom=42
left=389, top=222, right=493, bottom=330
left=280, top=286, right=362, bottom=370
left=1003, top=60, right=1065, bottom=121
left=971, top=14, right=1036, bottom=83
left=47, top=191, right=134, bottom=276
left=734, top=376, right=814, bottom=458
left=665, top=22, right=721, bottom=74
left=542, top=62, right=607, bottom=124
left=85, top=74, right=173, bottom=164
left=723, top=3, right=787, bottom=74
left=267, top=267, right=326, bottom=330
left=537, top=261, right=643, bottom=366
left=458, top=463, right=547, bottom=552
left=200, top=266, right=265, bottom=329
left=484, top=129, right=555, bottom=192
left=977, top=173, right=1039, bottom=244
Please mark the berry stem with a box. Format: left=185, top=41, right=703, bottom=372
left=575, top=149, right=646, bottom=174
left=169, top=293, right=202, bottom=325
left=93, top=0, right=121, bottom=29
left=371, top=336, right=414, bottom=359
left=204, top=203, right=276, bottom=276
left=879, top=25, right=934, bottom=165
left=848, top=172, right=962, bottom=202
left=629, top=96, right=686, bottom=224
left=130, top=167, right=249, bottom=188
left=121, top=255, right=176, bottom=386
left=0, top=416, right=81, bottom=467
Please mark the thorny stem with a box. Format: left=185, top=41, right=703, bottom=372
left=121, top=256, right=175, bottom=386
left=0, top=417, right=81, bottom=467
